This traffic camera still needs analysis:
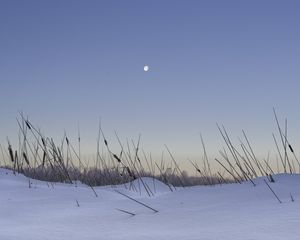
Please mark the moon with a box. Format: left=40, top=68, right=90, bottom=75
left=144, top=65, right=149, bottom=72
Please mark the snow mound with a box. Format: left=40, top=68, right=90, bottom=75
left=117, top=177, right=173, bottom=197
left=0, top=168, right=30, bottom=186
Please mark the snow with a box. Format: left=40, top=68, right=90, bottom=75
left=1, top=168, right=300, bottom=239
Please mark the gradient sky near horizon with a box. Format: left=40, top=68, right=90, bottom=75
left=1, top=0, right=300, bottom=170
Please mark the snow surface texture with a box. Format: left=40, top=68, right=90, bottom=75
left=1, top=168, right=300, bottom=240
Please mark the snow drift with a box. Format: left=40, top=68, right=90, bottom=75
left=1, top=168, right=300, bottom=240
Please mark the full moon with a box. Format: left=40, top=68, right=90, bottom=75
left=144, top=65, right=149, bottom=72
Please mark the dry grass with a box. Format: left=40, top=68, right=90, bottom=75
left=1, top=110, right=298, bottom=189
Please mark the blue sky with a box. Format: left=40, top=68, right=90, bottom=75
left=1, top=1, right=300, bottom=169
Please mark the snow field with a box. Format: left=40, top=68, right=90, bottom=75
left=1, top=168, right=300, bottom=240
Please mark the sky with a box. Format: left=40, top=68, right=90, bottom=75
left=1, top=0, right=300, bottom=171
